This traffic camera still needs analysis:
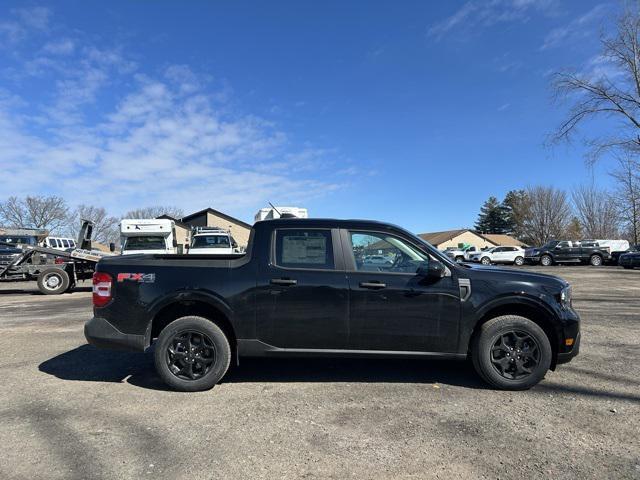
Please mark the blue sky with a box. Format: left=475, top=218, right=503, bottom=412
left=0, top=0, right=621, bottom=233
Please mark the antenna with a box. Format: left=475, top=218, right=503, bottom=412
left=268, top=202, right=282, bottom=216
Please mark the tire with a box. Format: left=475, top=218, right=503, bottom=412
left=514, top=256, right=524, bottom=266
left=481, top=256, right=491, bottom=265
left=471, top=315, right=552, bottom=390
left=154, top=316, right=231, bottom=392
left=455, top=256, right=464, bottom=263
left=589, top=254, right=603, bottom=266
left=37, top=268, right=70, bottom=295
left=540, top=255, right=553, bottom=266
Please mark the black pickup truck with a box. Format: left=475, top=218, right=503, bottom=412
left=85, top=218, right=580, bottom=391
left=525, top=240, right=610, bottom=266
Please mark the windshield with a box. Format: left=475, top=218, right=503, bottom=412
left=124, top=236, right=166, bottom=251
left=192, top=235, right=231, bottom=248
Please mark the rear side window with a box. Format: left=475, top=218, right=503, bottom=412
left=275, top=229, right=334, bottom=270
left=62, top=239, right=70, bottom=248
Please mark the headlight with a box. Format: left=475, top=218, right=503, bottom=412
left=559, top=285, right=572, bottom=308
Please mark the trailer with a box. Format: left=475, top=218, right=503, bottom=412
left=0, top=220, right=115, bottom=295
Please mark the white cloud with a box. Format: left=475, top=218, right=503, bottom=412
left=43, top=38, right=75, bottom=55
left=0, top=7, right=51, bottom=44
left=0, top=11, right=347, bottom=220
left=428, top=0, right=559, bottom=40
left=540, top=4, right=608, bottom=50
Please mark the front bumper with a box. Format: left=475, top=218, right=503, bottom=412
left=557, top=331, right=580, bottom=364
left=84, top=316, right=147, bottom=351
left=524, top=256, right=540, bottom=264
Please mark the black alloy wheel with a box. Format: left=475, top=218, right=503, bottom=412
left=166, top=330, right=217, bottom=381
left=489, top=331, right=540, bottom=380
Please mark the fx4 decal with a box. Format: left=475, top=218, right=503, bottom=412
left=117, top=273, right=156, bottom=283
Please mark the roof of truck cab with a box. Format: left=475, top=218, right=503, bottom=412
left=253, top=218, right=411, bottom=231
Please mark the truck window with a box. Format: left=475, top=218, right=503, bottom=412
left=124, top=236, right=166, bottom=251
left=349, top=231, right=429, bottom=274
left=62, top=239, right=70, bottom=248
left=192, top=235, right=231, bottom=248
left=275, top=229, right=334, bottom=270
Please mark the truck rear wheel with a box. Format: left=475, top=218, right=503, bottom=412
left=154, top=316, right=231, bottom=392
left=589, top=254, right=603, bottom=266
left=471, top=315, right=552, bottom=390
left=37, top=268, right=70, bottom=295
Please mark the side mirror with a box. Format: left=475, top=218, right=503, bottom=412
left=109, top=243, right=116, bottom=252
left=417, top=260, right=446, bottom=279
left=232, top=241, right=238, bottom=249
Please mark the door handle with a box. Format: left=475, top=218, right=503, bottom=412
left=270, top=278, right=297, bottom=286
left=359, top=281, right=386, bottom=289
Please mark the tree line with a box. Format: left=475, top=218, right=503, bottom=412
left=0, top=195, right=183, bottom=245
left=475, top=180, right=638, bottom=246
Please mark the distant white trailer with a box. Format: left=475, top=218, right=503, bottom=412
left=581, top=239, right=630, bottom=254
left=254, top=206, right=309, bottom=222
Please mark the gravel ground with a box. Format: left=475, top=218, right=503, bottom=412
left=0, top=266, right=639, bottom=479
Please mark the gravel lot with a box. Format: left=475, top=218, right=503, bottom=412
left=0, top=266, right=639, bottom=479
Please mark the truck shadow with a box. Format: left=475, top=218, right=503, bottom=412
left=38, top=344, right=486, bottom=391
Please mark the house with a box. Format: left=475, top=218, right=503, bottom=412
left=180, top=208, right=252, bottom=249
left=480, top=234, right=528, bottom=248
left=418, top=229, right=527, bottom=250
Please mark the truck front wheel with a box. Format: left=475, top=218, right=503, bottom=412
left=589, top=254, right=603, bottom=266
left=154, top=316, right=231, bottom=392
left=37, top=268, right=70, bottom=295
left=471, top=315, right=552, bottom=390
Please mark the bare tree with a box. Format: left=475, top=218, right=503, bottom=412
left=611, top=154, right=640, bottom=243
left=123, top=206, right=184, bottom=220
left=0, top=195, right=69, bottom=233
left=67, top=205, right=120, bottom=244
left=0, top=196, right=26, bottom=227
left=551, top=10, right=640, bottom=160
left=572, top=184, right=619, bottom=238
left=522, top=186, right=573, bottom=245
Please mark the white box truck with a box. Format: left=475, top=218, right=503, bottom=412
left=254, top=206, right=308, bottom=222
left=120, top=219, right=177, bottom=255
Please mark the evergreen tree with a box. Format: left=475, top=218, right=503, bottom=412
left=502, top=189, right=529, bottom=237
left=475, top=196, right=510, bottom=234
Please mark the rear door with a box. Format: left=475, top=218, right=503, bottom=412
left=343, top=229, right=460, bottom=353
left=255, top=228, right=349, bottom=349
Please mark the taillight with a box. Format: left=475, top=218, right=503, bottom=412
left=92, top=272, right=113, bottom=307
left=54, top=257, right=65, bottom=265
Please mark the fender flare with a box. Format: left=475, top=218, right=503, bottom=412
left=463, top=293, right=561, bottom=352
left=144, top=289, right=234, bottom=345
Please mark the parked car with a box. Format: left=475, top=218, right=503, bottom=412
left=619, top=245, right=640, bottom=269
left=86, top=217, right=580, bottom=392
left=525, top=240, right=611, bottom=266
left=443, top=246, right=476, bottom=262
left=468, top=246, right=525, bottom=266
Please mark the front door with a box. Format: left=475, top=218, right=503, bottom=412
left=255, top=228, right=349, bottom=349
left=344, top=230, right=461, bottom=353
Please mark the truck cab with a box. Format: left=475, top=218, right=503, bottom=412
left=120, top=219, right=177, bottom=255
left=188, top=227, right=237, bottom=255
